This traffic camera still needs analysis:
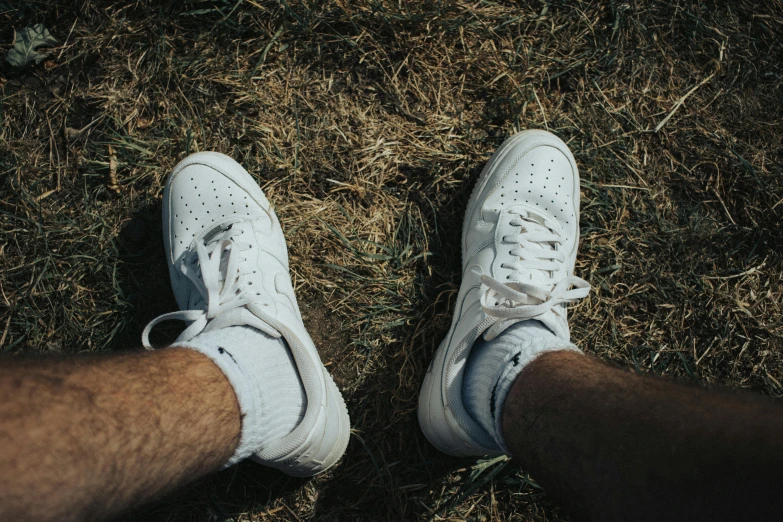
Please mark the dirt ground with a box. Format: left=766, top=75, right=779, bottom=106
left=2, top=1, right=782, bottom=520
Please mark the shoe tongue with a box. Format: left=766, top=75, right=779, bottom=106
left=525, top=210, right=547, bottom=227
left=203, top=222, right=231, bottom=244
left=201, top=222, right=248, bottom=282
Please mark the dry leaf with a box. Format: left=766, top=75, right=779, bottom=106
left=5, top=24, right=57, bottom=68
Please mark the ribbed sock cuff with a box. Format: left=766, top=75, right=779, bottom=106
left=177, top=326, right=306, bottom=467
left=463, top=320, right=581, bottom=454
left=177, top=337, right=265, bottom=466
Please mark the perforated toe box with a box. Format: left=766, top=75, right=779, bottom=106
left=165, top=152, right=274, bottom=263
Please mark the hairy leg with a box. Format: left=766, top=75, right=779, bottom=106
left=503, top=350, right=783, bottom=522
left=0, top=348, right=240, bottom=521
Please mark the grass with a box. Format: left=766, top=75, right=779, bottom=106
left=2, top=0, right=783, bottom=520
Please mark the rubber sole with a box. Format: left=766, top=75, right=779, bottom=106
left=265, top=371, right=351, bottom=477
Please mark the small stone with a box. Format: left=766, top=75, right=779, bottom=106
left=65, top=127, right=81, bottom=141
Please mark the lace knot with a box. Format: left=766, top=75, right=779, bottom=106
left=142, top=225, right=279, bottom=349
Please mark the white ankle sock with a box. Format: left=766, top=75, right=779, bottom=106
left=463, top=320, right=579, bottom=453
left=178, top=326, right=307, bottom=466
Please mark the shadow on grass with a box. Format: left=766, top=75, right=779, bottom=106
left=112, top=200, right=179, bottom=351
left=115, top=463, right=307, bottom=522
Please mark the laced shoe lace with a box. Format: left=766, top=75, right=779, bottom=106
left=479, top=210, right=590, bottom=340
left=142, top=224, right=280, bottom=349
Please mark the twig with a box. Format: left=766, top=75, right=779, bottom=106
left=655, top=72, right=715, bottom=132
left=0, top=314, right=11, bottom=347
left=702, top=259, right=766, bottom=280
left=56, top=19, right=78, bottom=60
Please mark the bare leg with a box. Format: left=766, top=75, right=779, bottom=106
left=503, top=351, right=783, bottom=522
left=0, top=349, right=240, bottom=521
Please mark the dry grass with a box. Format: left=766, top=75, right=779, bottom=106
left=2, top=0, right=783, bottom=520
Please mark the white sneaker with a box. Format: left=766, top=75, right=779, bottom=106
left=418, top=130, right=590, bottom=456
left=142, top=152, right=350, bottom=476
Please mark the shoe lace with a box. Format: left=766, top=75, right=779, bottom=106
left=142, top=224, right=280, bottom=349
left=479, top=210, right=590, bottom=340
